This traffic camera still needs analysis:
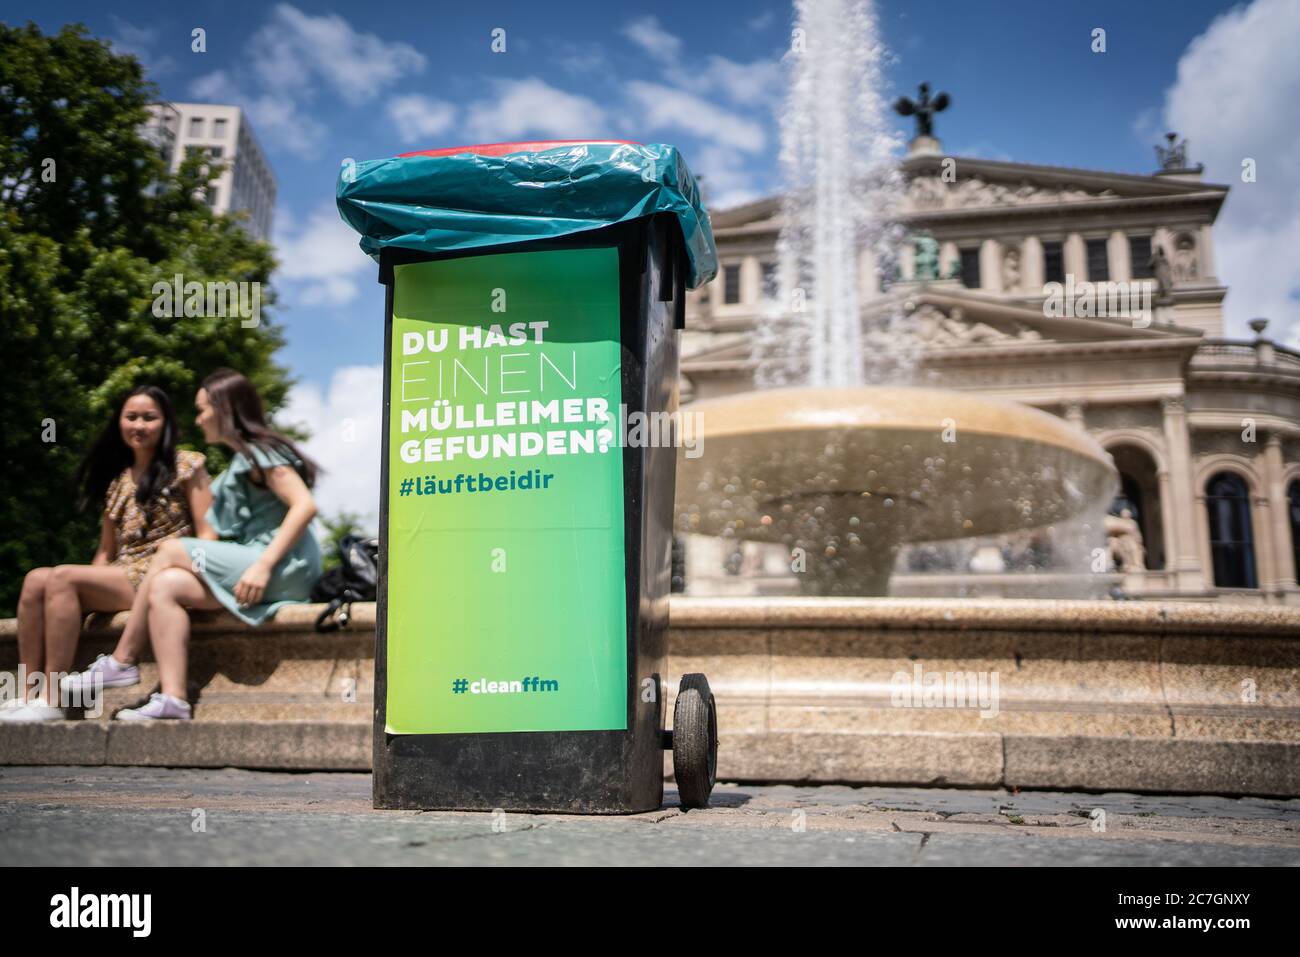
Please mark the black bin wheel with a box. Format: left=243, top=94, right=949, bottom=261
left=672, top=673, right=717, bottom=809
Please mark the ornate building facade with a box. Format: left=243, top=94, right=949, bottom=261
left=679, top=134, right=1300, bottom=605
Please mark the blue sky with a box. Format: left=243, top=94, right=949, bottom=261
left=3, top=0, right=1263, bottom=384
left=5, top=0, right=1299, bottom=525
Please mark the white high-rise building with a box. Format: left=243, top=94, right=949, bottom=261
left=144, top=102, right=276, bottom=241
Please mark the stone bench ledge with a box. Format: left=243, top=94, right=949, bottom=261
left=0, top=601, right=376, bottom=640
left=4, top=597, right=1300, bottom=642
left=667, top=597, right=1300, bottom=635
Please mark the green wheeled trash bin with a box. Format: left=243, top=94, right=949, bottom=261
left=336, top=140, right=719, bottom=813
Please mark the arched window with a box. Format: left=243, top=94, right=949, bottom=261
left=1107, top=445, right=1165, bottom=570
left=1288, top=480, right=1300, bottom=584
left=1205, top=472, right=1257, bottom=589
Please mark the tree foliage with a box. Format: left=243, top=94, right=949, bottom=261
left=0, top=22, right=295, bottom=615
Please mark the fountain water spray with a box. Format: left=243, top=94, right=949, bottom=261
left=677, top=0, right=1118, bottom=595
left=755, top=0, right=909, bottom=389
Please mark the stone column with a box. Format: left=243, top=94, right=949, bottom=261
left=1198, top=223, right=1217, bottom=283
left=1156, top=466, right=1178, bottom=575
left=1161, top=397, right=1206, bottom=592
left=1263, top=434, right=1296, bottom=589
left=1064, top=233, right=1086, bottom=284
left=900, top=242, right=916, bottom=282
left=979, top=239, right=1003, bottom=293
left=1021, top=236, right=1044, bottom=292
left=1252, top=482, right=1276, bottom=592
left=1063, top=400, right=1087, bottom=431
left=742, top=255, right=761, bottom=305
left=938, top=241, right=959, bottom=281
left=1108, top=230, right=1131, bottom=283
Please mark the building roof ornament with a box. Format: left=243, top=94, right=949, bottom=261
left=1155, top=132, right=1204, bottom=175
left=894, top=82, right=950, bottom=138
left=895, top=83, right=949, bottom=155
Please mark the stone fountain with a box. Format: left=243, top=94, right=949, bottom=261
left=675, top=0, right=1117, bottom=595
left=676, top=386, right=1116, bottom=594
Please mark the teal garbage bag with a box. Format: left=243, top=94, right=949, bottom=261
left=335, top=140, right=717, bottom=289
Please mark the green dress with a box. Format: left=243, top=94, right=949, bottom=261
left=178, top=447, right=322, bottom=625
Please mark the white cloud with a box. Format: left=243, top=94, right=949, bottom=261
left=623, top=16, right=682, bottom=64
left=191, top=69, right=328, bottom=157
left=106, top=17, right=175, bottom=76
left=698, top=55, right=783, bottom=107
left=249, top=4, right=425, bottom=106
left=465, top=78, right=607, bottom=143
left=387, top=94, right=456, bottom=144
left=189, top=4, right=425, bottom=156
left=1131, top=105, right=1161, bottom=143
left=283, top=366, right=382, bottom=531
left=625, top=81, right=767, bottom=153
left=551, top=40, right=609, bottom=76
left=1161, top=0, right=1300, bottom=343
left=694, top=144, right=763, bottom=210
left=273, top=202, right=373, bottom=307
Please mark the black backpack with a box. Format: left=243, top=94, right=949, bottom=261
left=312, top=534, right=379, bottom=632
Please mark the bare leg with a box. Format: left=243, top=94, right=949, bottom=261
left=112, top=541, right=195, bottom=665
left=16, top=568, right=51, bottom=700
left=41, top=565, right=136, bottom=705
left=147, top=567, right=221, bottom=701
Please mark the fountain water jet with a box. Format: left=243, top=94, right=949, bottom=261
left=677, top=0, right=1117, bottom=596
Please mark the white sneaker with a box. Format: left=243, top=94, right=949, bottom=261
left=0, top=702, right=67, bottom=723
left=62, top=653, right=140, bottom=693
left=114, top=692, right=192, bottom=722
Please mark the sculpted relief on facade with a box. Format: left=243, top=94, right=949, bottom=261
left=905, top=175, right=1119, bottom=211
left=908, top=303, right=1043, bottom=348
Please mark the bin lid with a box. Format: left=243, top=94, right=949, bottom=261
left=336, top=140, right=718, bottom=289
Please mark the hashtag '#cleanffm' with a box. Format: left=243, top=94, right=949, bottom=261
left=451, top=678, right=469, bottom=693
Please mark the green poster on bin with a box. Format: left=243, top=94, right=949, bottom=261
left=384, top=246, right=628, bottom=735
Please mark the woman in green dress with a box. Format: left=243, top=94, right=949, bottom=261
left=109, top=368, right=323, bottom=720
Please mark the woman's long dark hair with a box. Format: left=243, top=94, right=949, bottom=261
left=77, top=385, right=179, bottom=511
left=201, top=368, right=319, bottom=488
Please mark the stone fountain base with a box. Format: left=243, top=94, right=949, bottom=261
left=3, top=599, right=1299, bottom=796
left=676, top=386, right=1118, bottom=596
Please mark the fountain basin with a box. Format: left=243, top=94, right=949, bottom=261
left=676, top=386, right=1118, bottom=594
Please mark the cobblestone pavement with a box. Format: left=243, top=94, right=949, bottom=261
left=2, top=766, right=1298, bottom=865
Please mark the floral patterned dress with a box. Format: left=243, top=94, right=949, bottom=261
left=104, top=449, right=206, bottom=588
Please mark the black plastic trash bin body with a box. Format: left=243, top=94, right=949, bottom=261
left=337, top=141, right=718, bottom=813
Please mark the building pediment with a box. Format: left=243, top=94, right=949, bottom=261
left=903, top=301, right=1043, bottom=347
left=900, top=154, right=1227, bottom=214
left=708, top=155, right=1228, bottom=229
left=904, top=172, right=1123, bottom=213
left=886, top=287, right=1205, bottom=347
left=709, top=195, right=781, bottom=231
left=681, top=330, right=751, bottom=365
left=683, top=286, right=1204, bottom=373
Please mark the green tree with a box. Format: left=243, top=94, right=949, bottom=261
left=0, top=22, right=295, bottom=616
